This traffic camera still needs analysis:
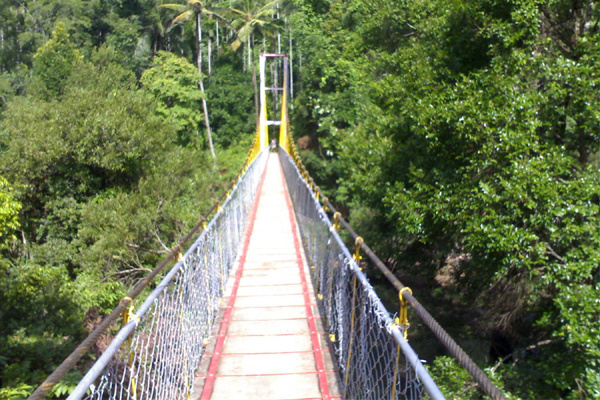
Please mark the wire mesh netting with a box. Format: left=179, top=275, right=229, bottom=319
left=70, top=149, right=269, bottom=400
left=279, top=148, right=441, bottom=400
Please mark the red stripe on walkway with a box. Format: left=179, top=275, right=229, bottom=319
left=196, top=371, right=338, bottom=378
left=220, top=332, right=329, bottom=337
left=233, top=282, right=306, bottom=287
left=225, top=304, right=319, bottom=309
left=199, top=163, right=268, bottom=400
left=279, top=160, right=331, bottom=400
left=203, top=349, right=331, bottom=357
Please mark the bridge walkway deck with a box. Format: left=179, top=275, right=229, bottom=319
left=194, top=154, right=340, bottom=400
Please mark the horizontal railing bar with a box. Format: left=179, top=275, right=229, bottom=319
left=285, top=141, right=507, bottom=400
left=29, top=142, right=265, bottom=400
left=260, top=53, right=287, bottom=58
left=317, top=204, right=445, bottom=400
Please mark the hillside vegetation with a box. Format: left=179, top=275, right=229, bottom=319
left=0, top=0, right=598, bottom=399
left=291, top=0, right=600, bottom=398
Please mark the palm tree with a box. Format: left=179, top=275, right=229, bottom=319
left=161, top=0, right=223, bottom=159
left=227, top=0, right=284, bottom=122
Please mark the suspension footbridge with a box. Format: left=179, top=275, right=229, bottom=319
left=195, top=155, right=339, bottom=399
left=29, top=54, right=506, bottom=400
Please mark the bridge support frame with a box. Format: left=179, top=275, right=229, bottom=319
left=259, top=53, right=289, bottom=154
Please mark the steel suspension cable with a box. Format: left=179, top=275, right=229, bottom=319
left=284, top=139, right=507, bottom=400
left=29, top=140, right=262, bottom=400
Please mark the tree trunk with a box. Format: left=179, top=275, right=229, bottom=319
left=298, top=49, right=302, bottom=92
left=247, top=34, right=251, bottom=71
left=200, top=81, right=216, bottom=159
left=208, top=37, right=212, bottom=75
left=277, top=4, right=281, bottom=53
left=196, top=12, right=216, bottom=160
left=196, top=13, right=203, bottom=74
left=216, top=20, right=220, bottom=49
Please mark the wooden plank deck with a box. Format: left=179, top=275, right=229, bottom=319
left=194, top=154, right=340, bottom=400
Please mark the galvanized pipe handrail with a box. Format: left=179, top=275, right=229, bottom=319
left=29, top=141, right=264, bottom=400
left=285, top=140, right=507, bottom=400
left=66, top=148, right=269, bottom=399
left=319, top=196, right=445, bottom=400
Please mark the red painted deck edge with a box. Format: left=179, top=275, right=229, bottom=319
left=196, top=370, right=338, bottom=378
left=279, top=159, right=331, bottom=400
left=202, top=349, right=331, bottom=357
left=199, top=161, right=268, bottom=400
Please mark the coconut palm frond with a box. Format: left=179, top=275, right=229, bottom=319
left=255, top=9, right=277, bottom=18
left=225, top=7, right=246, bottom=16
left=159, top=3, right=188, bottom=12
left=172, top=9, right=195, bottom=24
left=231, top=39, right=242, bottom=51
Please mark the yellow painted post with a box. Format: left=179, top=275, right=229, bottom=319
left=343, top=275, right=358, bottom=396
left=391, top=342, right=401, bottom=400
left=120, top=299, right=138, bottom=400
left=326, top=262, right=336, bottom=330
left=333, top=212, right=342, bottom=230
left=353, top=237, right=364, bottom=263
left=279, top=55, right=290, bottom=154
left=398, top=287, right=412, bottom=340
left=391, top=287, right=412, bottom=399
left=316, top=265, right=323, bottom=301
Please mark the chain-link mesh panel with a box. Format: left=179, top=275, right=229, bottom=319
left=280, top=148, right=440, bottom=400
left=73, top=149, right=269, bottom=400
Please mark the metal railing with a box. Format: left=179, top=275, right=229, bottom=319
left=279, top=147, right=444, bottom=400
left=279, top=130, right=506, bottom=400
left=65, top=148, right=269, bottom=400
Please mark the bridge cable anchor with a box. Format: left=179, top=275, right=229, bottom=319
left=119, top=297, right=140, bottom=398
left=332, top=212, right=342, bottom=231
left=353, top=237, right=364, bottom=263
left=397, top=287, right=412, bottom=341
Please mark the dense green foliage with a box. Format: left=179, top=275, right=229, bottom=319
left=292, top=0, right=600, bottom=398
left=0, top=1, right=271, bottom=396
left=1, top=0, right=598, bottom=398
left=141, top=51, right=205, bottom=146
left=0, top=177, right=20, bottom=247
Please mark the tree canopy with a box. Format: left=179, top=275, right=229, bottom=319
left=0, top=0, right=598, bottom=398
left=291, top=0, right=600, bottom=397
left=0, top=6, right=258, bottom=395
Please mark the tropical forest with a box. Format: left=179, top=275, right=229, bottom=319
left=0, top=0, right=599, bottom=399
